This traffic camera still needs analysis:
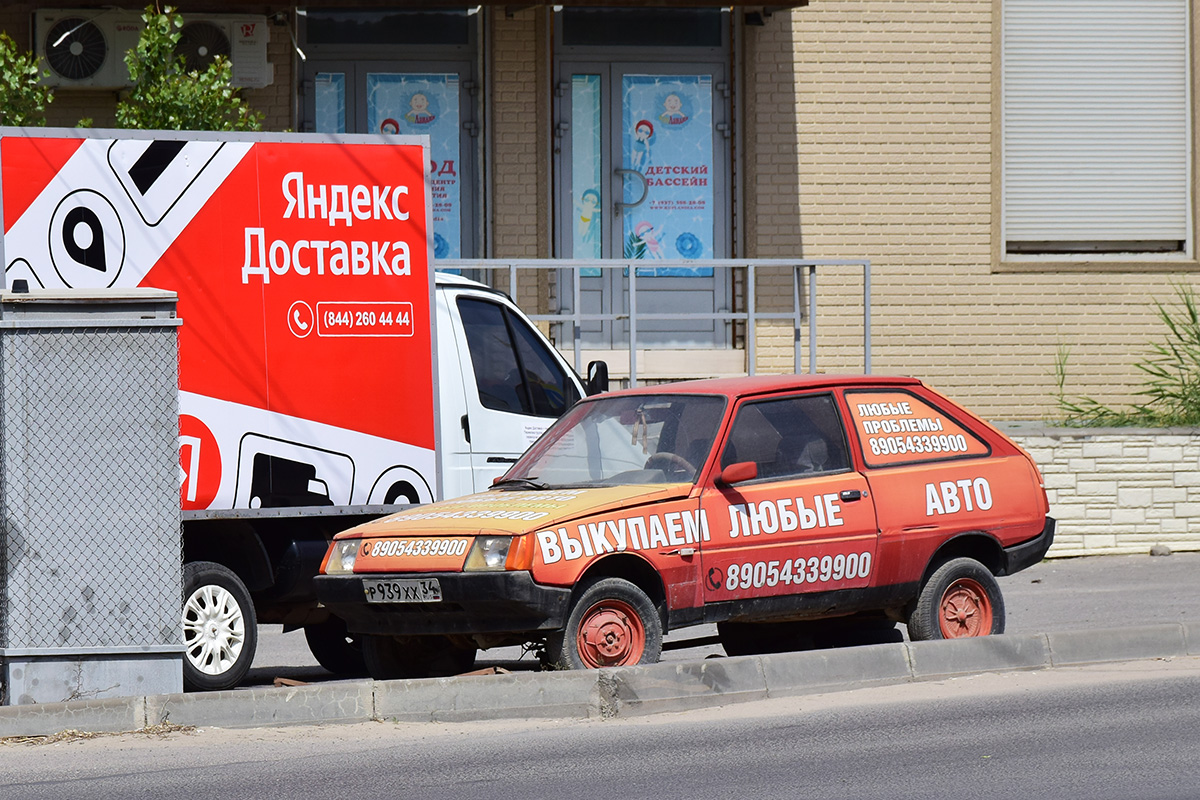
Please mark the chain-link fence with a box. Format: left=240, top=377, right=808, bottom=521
left=0, top=292, right=182, bottom=702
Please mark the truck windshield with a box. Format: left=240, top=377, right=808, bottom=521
left=498, top=394, right=726, bottom=488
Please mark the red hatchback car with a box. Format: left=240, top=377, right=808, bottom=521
left=317, top=375, right=1054, bottom=678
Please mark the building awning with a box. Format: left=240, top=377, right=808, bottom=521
left=297, top=1, right=810, bottom=9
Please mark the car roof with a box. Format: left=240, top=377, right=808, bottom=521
left=604, top=374, right=923, bottom=399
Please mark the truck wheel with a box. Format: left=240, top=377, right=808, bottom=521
left=907, top=557, right=1005, bottom=641
left=361, top=635, right=477, bottom=680
left=304, top=617, right=367, bottom=677
left=546, top=577, right=663, bottom=669
left=182, top=561, right=257, bottom=691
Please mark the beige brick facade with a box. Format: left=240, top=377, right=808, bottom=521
left=3, top=1, right=1198, bottom=423
left=744, top=0, right=1200, bottom=422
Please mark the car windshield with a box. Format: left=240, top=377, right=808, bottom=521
left=496, top=393, right=727, bottom=489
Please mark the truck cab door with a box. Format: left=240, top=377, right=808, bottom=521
left=447, top=289, right=584, bottom=492
left=435, top=288, right=476, bottom=500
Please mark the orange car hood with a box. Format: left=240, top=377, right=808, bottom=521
left=335, top=484, right=694, bottom=540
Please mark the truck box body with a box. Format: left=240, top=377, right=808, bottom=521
left=0, top=130, right=441, bottom=510
left=0, top=129, right=588, bottom=689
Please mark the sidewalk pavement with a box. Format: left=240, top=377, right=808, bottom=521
left=3, top=621, right=1197, bottom=738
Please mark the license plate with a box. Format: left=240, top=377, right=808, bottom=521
left=363, top=577, right=442, bottom=604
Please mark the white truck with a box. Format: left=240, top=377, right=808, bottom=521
left=0, top=129, right=601, bottom=690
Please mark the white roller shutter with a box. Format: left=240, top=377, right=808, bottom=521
left=1003, top=0, right=1190, bottom=251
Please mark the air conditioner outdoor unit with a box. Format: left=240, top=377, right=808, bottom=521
left=176, top=15, right=274, bottom=89
left=35, top=9, right=273, bottom=89
left=35, top=9, right=143, bottom=89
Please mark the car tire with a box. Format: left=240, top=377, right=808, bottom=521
left=907, top=557, right=1005, bottom=641
left=182, top=561, right=258, bottom=692
left=546, top=577, right=663, bottom=669
left=304, top=617, right=368, bottom=677
left=361, top=634, right=477, bottom=680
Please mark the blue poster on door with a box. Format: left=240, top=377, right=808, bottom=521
left=367, top=73, right=461, bottom=259
left=314, top=73, right=346, bottom=134
left=571, top=74, right=603, bottom=262
left=621, top=74, right=714, bottom=276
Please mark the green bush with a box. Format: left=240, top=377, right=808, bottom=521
left=1057, top=285, right=1200, bottom=427
left=0, top=33, right=53, bottom=127
left=115, top=5, right=262, bottom=131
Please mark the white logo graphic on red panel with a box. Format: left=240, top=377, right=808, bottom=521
left=107, top=139, right=225, bottom=227
left=4, top=138, right=250, bottom=290
left=180, top=414, right=222, bottom=510
left=288, top=300, right=314, bottom=338
left=48, top=189, right=125, bottom=288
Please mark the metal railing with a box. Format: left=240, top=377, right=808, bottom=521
left=442, top=259, right=871, bottom=386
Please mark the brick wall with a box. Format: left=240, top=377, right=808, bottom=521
left=490, top=7, right=543, bottom=261
left=1005, top=426, right=1200, bottom=556
left=241, top=14, right=294, bottom=132
left=488, top=8, right=552, bottom=313
left=745, top=0, right=1200, bottom=422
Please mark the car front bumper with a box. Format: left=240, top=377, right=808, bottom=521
left=314, top=571, right=572, bottom=637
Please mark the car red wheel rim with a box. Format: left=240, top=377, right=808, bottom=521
left=938, top=577, right=992, bottom=638
left=576, top=599, right=645, bottom=668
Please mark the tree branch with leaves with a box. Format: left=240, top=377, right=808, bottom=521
left=116, top=5, right=263, bottom=132
left=0, top=33, right=54, bottom=127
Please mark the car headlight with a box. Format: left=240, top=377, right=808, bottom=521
left=463, top=536, right=512, bottom=571
left=325, top=540, right=360, bottom=575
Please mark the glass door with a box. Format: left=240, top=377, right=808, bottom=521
left=303, top=60, right=478, bottom=259
left=557, top=61, right=731, bottom=349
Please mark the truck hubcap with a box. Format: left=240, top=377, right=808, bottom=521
left=183, top=584, right=246, bottom=676
left=938, top=577, right=992, bottom=638
left=577, top=599, right=645, bottom=667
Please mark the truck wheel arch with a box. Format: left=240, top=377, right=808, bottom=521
left=182, top=520, right=273, bottom=592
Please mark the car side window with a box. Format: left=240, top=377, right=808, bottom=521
left=720, top=394, right=850, bottom=479
left=457, top=296, right=580, bottom=418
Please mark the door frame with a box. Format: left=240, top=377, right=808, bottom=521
left=553, top=59, right=734, bottom=348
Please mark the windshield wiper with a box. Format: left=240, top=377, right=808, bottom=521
left=490, top=476, right=551, bottom=491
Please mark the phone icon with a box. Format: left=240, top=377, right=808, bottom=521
left=288, top=300, right=314, bottom=338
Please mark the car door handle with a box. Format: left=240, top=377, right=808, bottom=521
left=659, top=547, right=696, bottom=557
left=487, top=456, right=520, bottom=464
left=840, top=489, right=865, bottom=501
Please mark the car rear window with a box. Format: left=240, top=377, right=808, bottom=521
left=844, top=389, right=990, bottom=468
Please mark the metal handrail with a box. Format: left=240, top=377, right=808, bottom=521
left=441, top=259, right=871, bottom=386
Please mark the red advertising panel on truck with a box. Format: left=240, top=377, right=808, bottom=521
left=0, top=130, right=438, bottom=512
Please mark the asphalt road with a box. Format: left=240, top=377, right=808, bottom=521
left=4, top=658, right=1200, bottom=799
left=245, top=551, right=1200, bottom=686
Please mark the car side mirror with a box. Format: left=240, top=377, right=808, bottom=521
left=586, top=360, right=609, bottom=396
left=717, top=461, right=757, bottom=485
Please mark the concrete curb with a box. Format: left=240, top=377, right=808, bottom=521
left=2, top=622, right=1196, bottom=737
